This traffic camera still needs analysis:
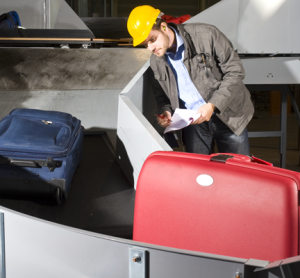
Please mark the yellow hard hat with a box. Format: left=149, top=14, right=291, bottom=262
left=127, top=5, right=161, bottom=47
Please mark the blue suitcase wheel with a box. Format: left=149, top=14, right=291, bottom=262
left=54, top=187, right=62, bottom=205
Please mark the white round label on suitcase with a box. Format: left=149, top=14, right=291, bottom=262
left=196, top=174, right=214, bottom=186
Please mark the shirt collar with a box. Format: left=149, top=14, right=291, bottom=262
left=166, top=26, right=184, bottom=56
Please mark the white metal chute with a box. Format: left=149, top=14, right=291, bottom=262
left=187, top=0, right=240, bottom=50
left=187, top=0, right=300, bottom=54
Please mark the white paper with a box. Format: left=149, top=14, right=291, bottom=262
left=164, top=108, right=201, bottom=134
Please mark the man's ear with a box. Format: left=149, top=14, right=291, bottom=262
left=161, top=23, right=167, bottom=32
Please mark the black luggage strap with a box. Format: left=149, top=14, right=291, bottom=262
left=210, top=154, right=234, bottom=163
left=17, top=28, right=28, bottom=37
left=0, top=156, right=62, bottom=172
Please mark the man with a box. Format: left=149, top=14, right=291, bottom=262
left=127, top=5, right=254, bottom=155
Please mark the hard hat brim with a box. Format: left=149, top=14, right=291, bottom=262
left=133, top=9, right=161, bottom=47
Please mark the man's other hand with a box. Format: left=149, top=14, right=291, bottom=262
left=157, top=111, right=172, bottom=128
left=192, top=103, right=215, bottom=125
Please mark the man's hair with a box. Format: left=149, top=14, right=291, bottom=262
left=152, top=18, right=167, bottom=31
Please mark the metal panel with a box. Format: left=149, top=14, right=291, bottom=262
left=0, top=89, right=121, bottom=130
left=188, top=0, right=300, bottom=54
left=117, top=95, right=172, bottom=188
left=116, top=59, right=171, bottom=187
left=129, top=247, right=147, bottom=278
left=0, top=48, right=150, bottom=91
left=0, top=206, right=257, bottom=278
left=186, top=0, right=240, bottom=49
left=0, top=0, right=90, bottom=30
left=54, top=0, right=91, bottom=30
left=238, top=0, right=300, bottom=53
left=0, top=0, right=45, bottom=29
left=242, top=57, right=300, bottom=84
left=47, top=0, right=64, bottom=29
left=0, top=214, right=5, bottom=278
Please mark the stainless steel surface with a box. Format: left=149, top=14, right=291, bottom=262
left=238, top=0, right=300, bottom=54
left=45, top=0, right=64, bottom=29
left=54, top=0, right=90, bottom=30
left=0, top=0, right=45, bottom=29
left=242, top=57, right=300, bottom=84
left=49, top=0, right=64, bottom=29
left=187, top=0, right=300, bottom=54
left=129, top=247, right=146, bottom=278
left=0, top=48, right=150, bottom=130
left=0, top=0, right=89, bottom=30
left=0, top=89, right=121, bottom=130
left=0, top=214, right=5, bottom=278
left=117, top=95, right=171, bottom=188
left=281, top=255, right=300, bottom=265
left=0, top=48, right=150, bottom=91
left=0, top=205, right=255, bottom=278
left=245, top=259, right=269, bottom=268
left=187, top=0, right=239, bottom=49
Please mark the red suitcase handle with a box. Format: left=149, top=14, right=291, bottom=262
left=210, top=153, right=273, bottom=166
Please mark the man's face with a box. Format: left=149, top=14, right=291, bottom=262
left=141, top=27, right=170, bottom=57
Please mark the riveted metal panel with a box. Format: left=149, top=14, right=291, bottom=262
left=0, top=206, right=255, bottom=278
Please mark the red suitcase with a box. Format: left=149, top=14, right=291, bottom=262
left=133, top=151, right=300, bottom=262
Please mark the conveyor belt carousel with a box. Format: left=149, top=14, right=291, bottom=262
left=0, top=0, right=300, bottom=277
left=0, top=134, right=135, bottom=239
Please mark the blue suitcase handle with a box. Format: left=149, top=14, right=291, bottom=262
left=0, top=157, right=62, bottom=172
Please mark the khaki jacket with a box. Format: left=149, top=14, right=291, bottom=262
left=150, top=23, right=254, bottom=136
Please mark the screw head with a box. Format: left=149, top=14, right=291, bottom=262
left=133, top=256, right=141, bottom=263
left=236, top=272, right=242, bottom=278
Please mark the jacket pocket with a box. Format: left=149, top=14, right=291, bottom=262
left=227, top=83, right=245, bottom=111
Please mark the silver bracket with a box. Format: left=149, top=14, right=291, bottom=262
left=129, top=247, right=147, bottom=278
left=81, top=44, right=91, bottom=49
left=60, top=44, right=70, bottom=49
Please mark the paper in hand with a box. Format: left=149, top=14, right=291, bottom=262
left=164, top=108, right=201, bottom=134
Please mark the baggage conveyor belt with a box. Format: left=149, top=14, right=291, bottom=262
left=0, top=134, right=135, bottom=239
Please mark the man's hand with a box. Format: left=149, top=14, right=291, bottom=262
left=156, top=111, right=172, bottom=128
left=191, top=103, right=215, bottom=125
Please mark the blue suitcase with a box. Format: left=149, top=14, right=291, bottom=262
left=0, top=108, right=84, bottom=204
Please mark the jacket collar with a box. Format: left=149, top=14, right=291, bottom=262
left=175, top=24, right=198, bottom=59
left=153, top=23, right=198, bottom=62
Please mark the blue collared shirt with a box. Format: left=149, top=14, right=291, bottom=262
left=165, top=28, right=206, bottom=111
